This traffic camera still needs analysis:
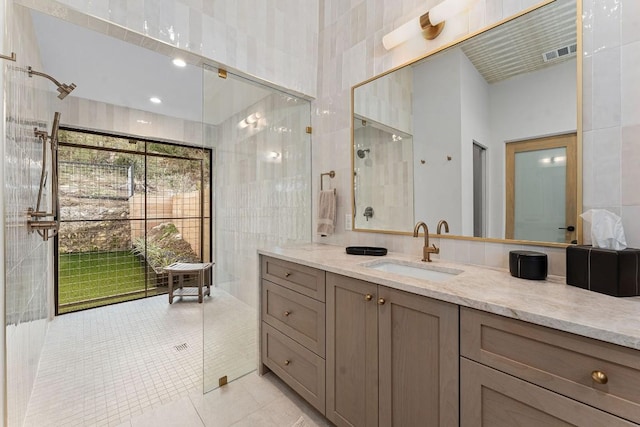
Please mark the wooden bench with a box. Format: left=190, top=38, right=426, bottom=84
left=164, top=262, right=213, bottom=303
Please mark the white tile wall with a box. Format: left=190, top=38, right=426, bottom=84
left=20, top=0, right=319, bottom=98
left=56, top=96, right=205, bottom=147
left=4, top=4, right=54, bottom=426
left=583, top=0, right=640, bottom=248
left=213, top=86, right=312, bottom=309
left=313, top=0, right=640, bottom=271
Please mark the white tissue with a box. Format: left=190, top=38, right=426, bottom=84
left=580, top=209, right=627, bottom=250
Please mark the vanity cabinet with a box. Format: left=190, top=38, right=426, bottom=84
left=260, top=256, right=327, bottom=413
left=260, top=253, right=640, bottom=427
left=460, top=307, right=640, bottom=426
left=325, top=272, right=459, bottom=427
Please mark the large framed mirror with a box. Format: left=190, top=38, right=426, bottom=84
left=352, top=0, right=580, bottom=247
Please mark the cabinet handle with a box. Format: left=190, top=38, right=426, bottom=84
left=365, top=294, right=373, bottom=301
left=284, top=360, right=290, bottom=366
left=283, top=311, right=291, bottom=317
left=591, top=370, right=608, bottom=384
left=285, top=272, right=292, bottom=277
left=377, top=298, right=386, bottom=305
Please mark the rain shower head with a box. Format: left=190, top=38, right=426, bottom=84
left=56, top=82, right=76, bottom=100
left=27, top=66, right=76, bottom=100
left=357, top=148, right=370, bottom=159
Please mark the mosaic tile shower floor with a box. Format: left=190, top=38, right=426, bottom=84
left=23, top=289, right=328, bottom=427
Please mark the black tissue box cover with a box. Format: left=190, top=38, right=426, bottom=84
left=566, top=245, right=640, bottom=297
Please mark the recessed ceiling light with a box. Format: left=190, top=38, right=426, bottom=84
left=172, top=58, right=187, bottom=67
left=149, top=97, right=162, bottom=104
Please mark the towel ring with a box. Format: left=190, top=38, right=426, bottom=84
left=320, top=170, right=335, bottom=192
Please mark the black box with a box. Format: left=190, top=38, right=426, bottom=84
left=509, top=251, right=547, bottom=280
left=566, top=245, right=640, bottom=297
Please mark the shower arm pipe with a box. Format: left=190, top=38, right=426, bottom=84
left=0, top=52, right=16, bottom=62
left=27, top=67, right=65, bottom=89
left=27, top=66, right=76, bottom=99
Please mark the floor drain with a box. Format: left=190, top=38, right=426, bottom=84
left=174, top=343, right=188, bottom=351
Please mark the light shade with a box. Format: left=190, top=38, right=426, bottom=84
left=382, top=17, right=422, bottom=50
left=382, top=0, right=478, bottom=50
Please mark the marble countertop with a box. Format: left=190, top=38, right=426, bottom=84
left=259, top=243, right=640, bottom=351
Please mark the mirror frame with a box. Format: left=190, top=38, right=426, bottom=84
left=350, top=0, right=582, bottom=248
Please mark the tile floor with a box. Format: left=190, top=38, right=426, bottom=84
left=23, top=289, right=328, bottom=427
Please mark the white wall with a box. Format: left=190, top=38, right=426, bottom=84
left=4, top=5, right=52, bottom=426
left=413, top=49, right=462, bottom=233
left=488, top=58, right=577, bottom=237
left=460, top=52, right=490, bottom=236
left=57, top=96, right=205, bottom=147
left=0, top=0, right=6, bottom=424
left=18, top=0, right=319, bottom=99
left=582, top=0, right=640, bottom=248
left=412, top=47, right=490, bottom=237
left=213, top=89, right=312, bottom=308
left=353, top=66, right=413, bottom=135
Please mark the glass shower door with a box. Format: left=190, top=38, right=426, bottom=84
left=202, top=66, right=312, bottom=392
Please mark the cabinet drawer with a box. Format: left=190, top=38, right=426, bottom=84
left=461, top=358, right=636, bottom=426
left=261, top=323, right=326, bottom=414
left=461, top=307, right=640, bottom=424
left=261, top=256, right=325, bottom=301
left=262, top=280, right=325, bottom=357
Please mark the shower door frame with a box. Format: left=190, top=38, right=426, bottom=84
left=54, top=127, right=212, bottom=315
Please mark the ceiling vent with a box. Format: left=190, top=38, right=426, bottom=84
left=542, top=43, right=577, bottom=63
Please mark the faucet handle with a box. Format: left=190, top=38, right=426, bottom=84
left=426, top=244, right=439, bottom=254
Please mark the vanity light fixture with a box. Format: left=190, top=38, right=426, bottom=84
left=172, top=58, right=187, bottom=67
left=382, top=0, right=478, bottom=50
left=149, top=96, right=162, bottom=104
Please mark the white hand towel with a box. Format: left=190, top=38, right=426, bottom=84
left=317, top=190, right=336, bottom=237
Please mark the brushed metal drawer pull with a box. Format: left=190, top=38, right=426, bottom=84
left=285, top=272, right=292, bottom=277
left=378, top=298, right=386, bottom=305
left=365, top=294, right=373, bottom=301
left=284, top=311, right=291, bottom=317
left=284, top=359, right=290, bottom=366
left=591, top=370, right=608, bottom=384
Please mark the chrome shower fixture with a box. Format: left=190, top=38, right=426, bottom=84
left=357, top=148, right=370, bottom=159
left=27, top=66, right=77, bottom=100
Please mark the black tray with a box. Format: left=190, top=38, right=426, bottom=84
left=345, top=246, right=387, bottom=256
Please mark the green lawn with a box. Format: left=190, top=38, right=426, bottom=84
left=58, top=251, right=163, bottom=313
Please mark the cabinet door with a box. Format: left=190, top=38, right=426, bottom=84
left=326, top=273, right=378, bottom=427
left=461, top=358, right=636, bottom=427
left=378, top=287, right=459, bottom=427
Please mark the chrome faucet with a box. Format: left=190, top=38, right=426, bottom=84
left=437, top=220, right=449, bottom=234
left=413, top=221, right=439, bottom=262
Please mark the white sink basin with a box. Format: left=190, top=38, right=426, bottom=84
left=365, top=260, right=463, bottom=282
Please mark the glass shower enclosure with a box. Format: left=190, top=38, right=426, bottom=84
left=202, top=67, right=312, bottom=392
